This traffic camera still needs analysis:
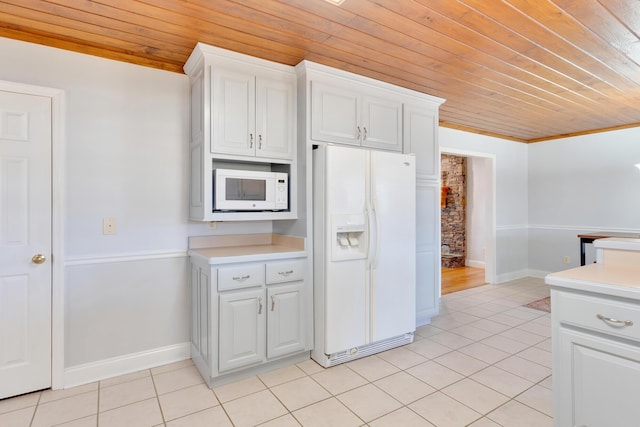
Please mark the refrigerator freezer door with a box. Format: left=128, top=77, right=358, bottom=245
left=323, top=146, right=369, bottom=354
left=370, top=150, right=416, bottom=342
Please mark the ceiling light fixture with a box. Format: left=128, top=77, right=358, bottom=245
left=635, top=163, right=640, bottom=170
left=324, top=0, right=346, bottom=5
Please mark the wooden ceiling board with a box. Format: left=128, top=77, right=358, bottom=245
left=1, top=0, right=640, bottom=141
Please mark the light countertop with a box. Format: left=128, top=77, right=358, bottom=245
left=188, top=234, right=307, bottom=264
left=594, top=237, right=640, bottom=251
left=546, top=263, right=640, bottom=301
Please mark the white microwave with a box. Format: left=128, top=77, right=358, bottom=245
left=213, top=169, right=288, bottom=212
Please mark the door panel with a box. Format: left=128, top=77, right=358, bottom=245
left=370, top=150, right=416, bottom=342
left=211, top=69, right=255, bottom=156
left=256, top=78, right=294, bottom=160
left=218, top=289, right=265, bottom=372
left=0, top=90, right=52, bottom=399
left=322, top=146, right=368, bottom=353
left=311, top=81, right=360, bottom=146
left=267, top=283, right=305, bottom=358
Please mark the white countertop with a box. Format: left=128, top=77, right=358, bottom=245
left=546, top=263, right=640, bottom=301
left=594, top=237, right=640, bottom=251
left=189, top=244, right=307, bottom=264
left=187, top=233, right=307, bottom=264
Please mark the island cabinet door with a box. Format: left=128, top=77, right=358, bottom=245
left=557, top=327, right=640, bottom=427
left=218, top=289, right=266, bottom=372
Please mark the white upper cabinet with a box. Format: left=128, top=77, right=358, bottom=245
left=403, top=103, right=439, bottom=181
left=212, top=68, right=294, bottom=160
left=311, top=81, right=402, bottom=151
left=299, top=61, right=443, bottom=154
left=183, top=43, right=299, bottom=222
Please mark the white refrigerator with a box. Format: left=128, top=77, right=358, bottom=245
left=312, top=144, right=416, bottom=367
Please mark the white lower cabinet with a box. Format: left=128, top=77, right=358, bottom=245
left=552, top=288, right=640, bottom=427
left=267, top=283, right=305, bottom=358
left=191, top=255, right=310, bottom=387
left=219, top=289, right=266, bottom=372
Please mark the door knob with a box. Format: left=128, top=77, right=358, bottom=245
left=32, top=254, right=46, bottom=264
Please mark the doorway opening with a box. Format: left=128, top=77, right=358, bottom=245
left=439, top=148, right=496, bottom=295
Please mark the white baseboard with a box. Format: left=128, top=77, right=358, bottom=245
left=526, top=269, right=551, bottom=279
left=465, top=259, right=485, bottom=268
left=63, top=342, right=191, bottom=389
left=494, top=269, right=530, bottom=284
left=495, top=269, right=552, bottom=284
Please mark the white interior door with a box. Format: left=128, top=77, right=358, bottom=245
left=0, top=89, right=52, bottom=399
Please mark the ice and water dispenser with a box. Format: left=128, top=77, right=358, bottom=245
left=331, top=214, right=367, bottom=261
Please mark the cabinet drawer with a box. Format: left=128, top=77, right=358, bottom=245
left=266, top=259, right=306, bottom=284
left=218, top=264, right=265, bottom=291
left=555, top=290, right=640, bottom=343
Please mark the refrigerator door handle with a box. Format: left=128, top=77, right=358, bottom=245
left=369, top=205, right=378, bottom=269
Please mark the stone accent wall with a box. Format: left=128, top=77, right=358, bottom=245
left=441, top=154, right=466, bottom=268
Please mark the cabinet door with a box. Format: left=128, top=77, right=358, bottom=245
left=404, top=103, right=438, bottom=180
left=219, top=289, right=265, bottom=372
left=267, top=283, right=305, bottom=358
left=310, top=81, right=360, bottom=146
left=211, top=68, right=256, bottom=156
left=361, top=95, right=402, bottom=151
left=557, top=327, right=640, bottom=427
left=256, top=77, right=294, bottom=160
left=416, top=181, right=440, bottom=325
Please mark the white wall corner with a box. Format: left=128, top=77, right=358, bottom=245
left=62, top=342, right=191, bottom=389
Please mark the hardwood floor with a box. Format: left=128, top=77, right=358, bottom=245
left=441, top=266, right=487, bottom=295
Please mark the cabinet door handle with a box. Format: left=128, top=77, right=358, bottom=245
left=363, top=126, right=367, bottom=140
left=249, top=133, right=254, bottom=148
left=278, top=270, right=294, bottom=276
left=597, top=313, right=634, bottom=326
left=258, top=134, right=263, bottom=149
left=232, top=275, right=250, bottom=281
left=258, top=297, right=263, bottom=315
left=357, top=126, right=361, bottom=140
left=271, top=295, right=275, bottom=311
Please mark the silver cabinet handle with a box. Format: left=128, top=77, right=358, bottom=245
left=597, top=314, right=634, bottom=326
left=258, top=134, right=263, bottom=149
left=249, top=133, right=254, bottom=148
left=363, top=126, right=367, bottom=140
left=278, top=270, right=294, bottom=276
left=258, top=297, right=263, bottom=315
left=357, top=126, right=361, bottom=140
left=232, top=275, right=250, bottom=281
left=271, top=296, right=275, bottom=311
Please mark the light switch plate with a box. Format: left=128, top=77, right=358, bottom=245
left=103, top=217, right=117, bottom=235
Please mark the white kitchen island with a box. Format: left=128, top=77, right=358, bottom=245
left=546, top=238, right=640, bottom=427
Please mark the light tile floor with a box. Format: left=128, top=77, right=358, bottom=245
left=0, top=277, right=552, bottom=426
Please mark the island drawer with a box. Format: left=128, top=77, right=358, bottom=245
left=555, top=290, right=640, bottom=343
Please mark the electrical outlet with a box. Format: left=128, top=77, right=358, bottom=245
left=562, top=256, right=570, bottom=264
left=103, top=217, right=117, bottom=235
left=208, top=221, right=217, bottom=230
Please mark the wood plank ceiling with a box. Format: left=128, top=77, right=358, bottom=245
left=2, top=0, right=640, bottom=142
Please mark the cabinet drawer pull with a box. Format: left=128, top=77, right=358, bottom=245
left=357, top=126, right=361, bottom=140
left=271, top=295, right=275, bottom=311
left=249, top=133, right=254, bottom=148
left=278, top=270, right=294, bottom=276
left=597, top=313, right=634, bottom=327
left=259, top=134, right=263, bottom=149
left=363, top=126, right=367, bottom=140
left=232, top=275, right=250, bottom=281
left=258, top=297, right=263, bottom=315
